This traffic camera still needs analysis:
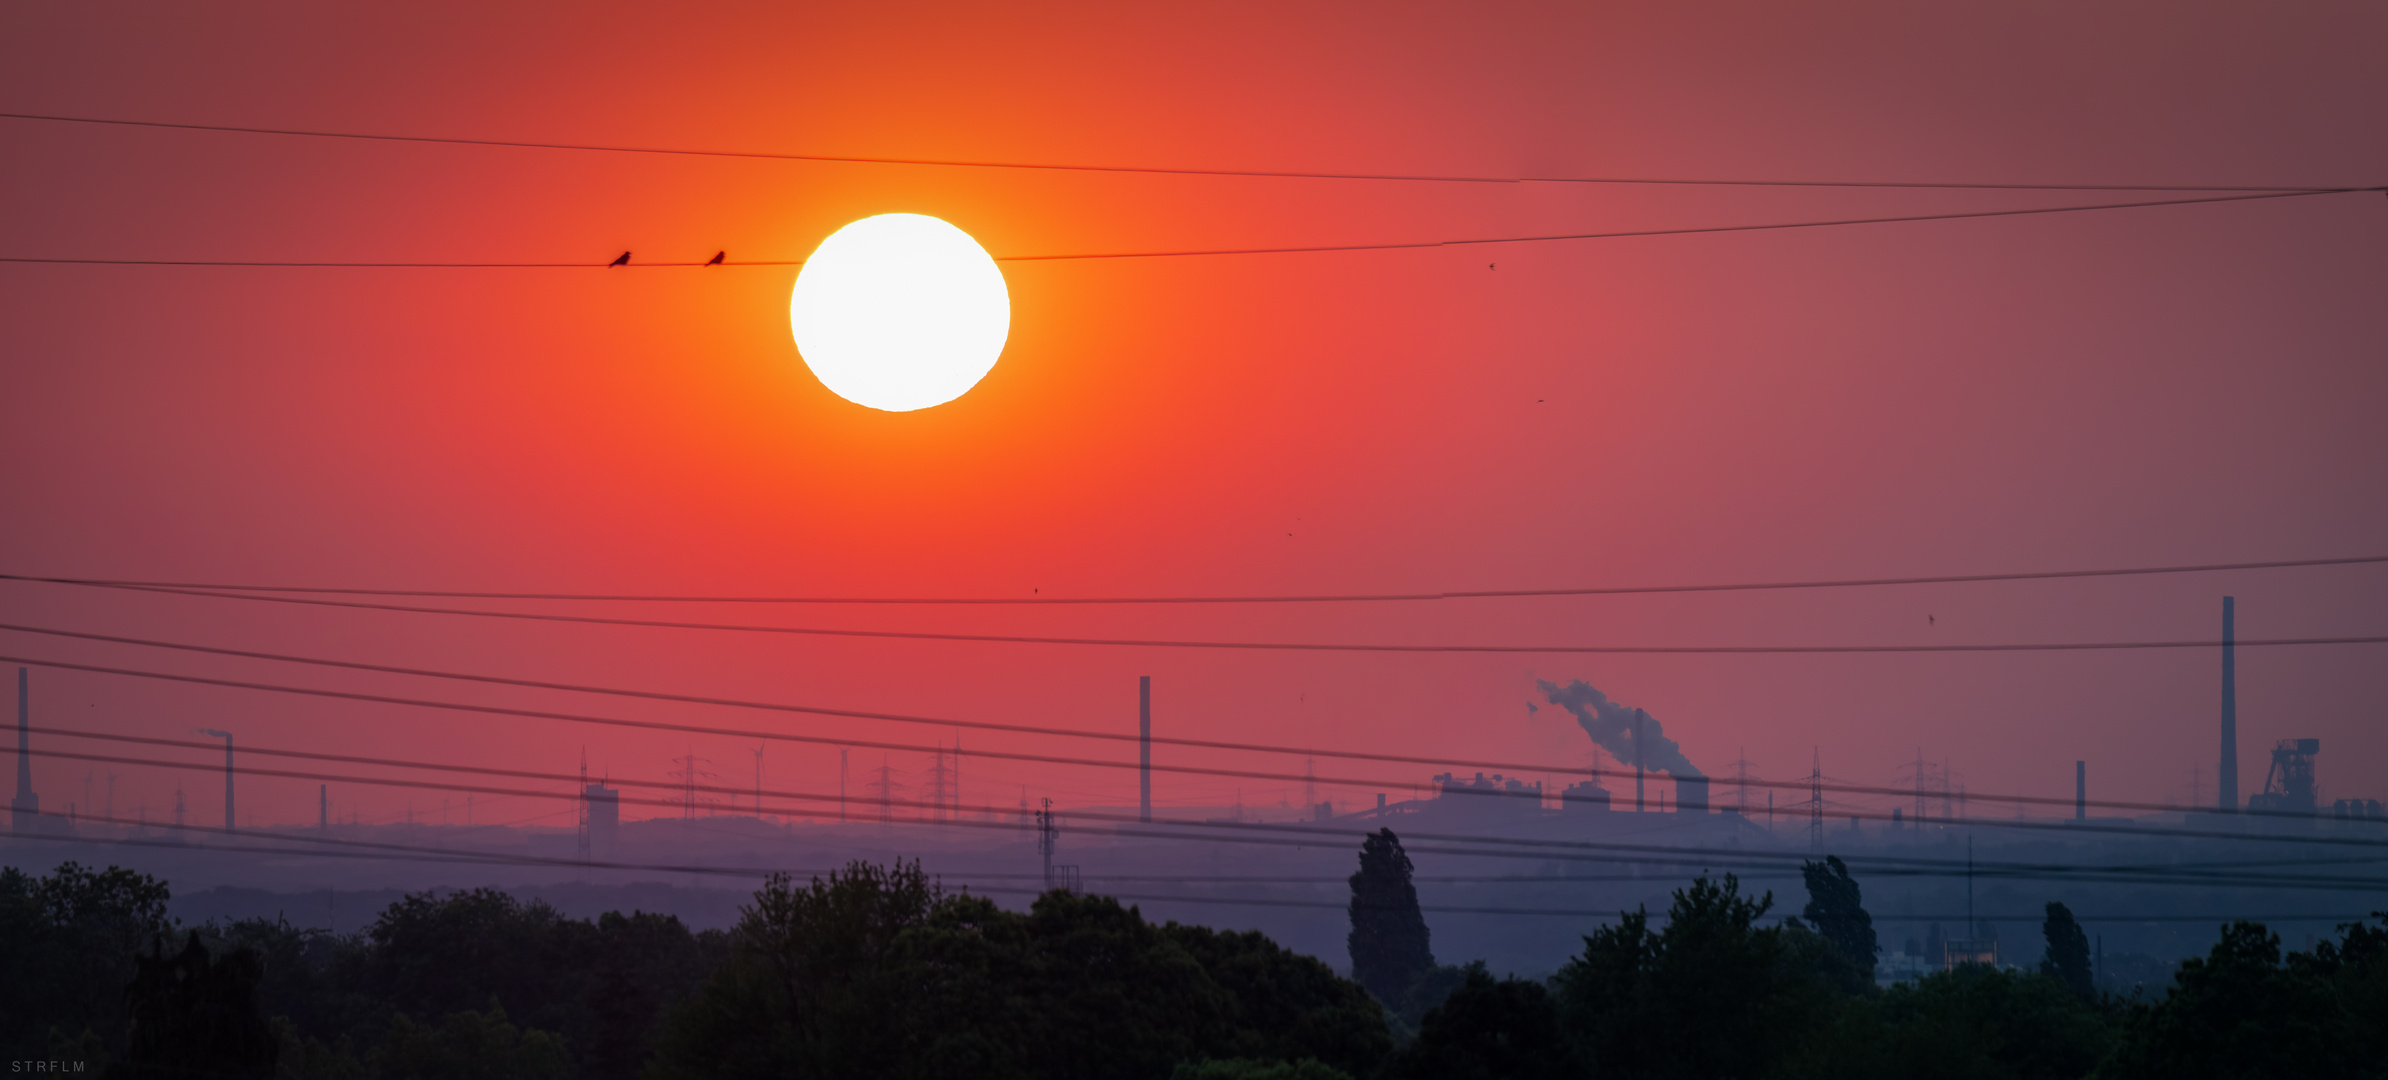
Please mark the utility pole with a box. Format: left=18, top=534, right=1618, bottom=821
left=319, top=784, right=328, bottom=831
left=576, top=748, right=591, bottom=862
left=1806, top=748, right=1825, bottom=850
left=1633, top=709, right=1648, bottom=812
left=1966, top=835, right=1976, bottom=938
left=2216, top=594, right=2235, bottom=812
left=197, top=728, right=235, bottom=833
left=11, top=668, right=37, bottom=834
left=1138, top=676, right=1152, bottom=824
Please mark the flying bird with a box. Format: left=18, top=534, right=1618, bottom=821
left=1928, top=614, right=1936, bottom=626
left=705, top=251, right=725, bottom=266
left=607, top=252, right=631, bottom=268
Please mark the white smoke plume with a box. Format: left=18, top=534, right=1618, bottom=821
left=1535, top=679, right=1704, bottom=779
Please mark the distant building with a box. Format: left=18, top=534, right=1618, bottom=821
left=2245, top=739, right=2320, bottom=815
left=1432, top=772, right=1542, bottom=814
left=2331, top=798, right=2384, bottom=822
left=1560, top=780, right=1612, bottom=811
left=1944, top=938, right=1999, bottom=969
left=584, top=782, right=619, bottom=856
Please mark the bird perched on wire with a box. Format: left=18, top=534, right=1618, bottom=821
left=705, top=251, right=725, bottom=266
left=607, top=251, right=631, bottom=268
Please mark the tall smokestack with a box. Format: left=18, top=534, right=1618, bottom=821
left=1539, top=682, right=1704, bottom=809
left=10, top=668, right=35, bottom=833
left=2075, top=761, right=2085, bottom=821
left=2219, top=596, right=2238, bottom=813
left=1138, top=676, right=1152, bottom=824
left=319, top=784, right=328, bottom=830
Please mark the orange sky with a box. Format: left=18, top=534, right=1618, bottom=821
left=2, top=0, right=2385, bottom=828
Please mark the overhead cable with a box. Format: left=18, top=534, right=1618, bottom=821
left=11, top=551, right=2382, bottom=605
left=12, top=584, right=2382, bottom=656
left=27, top=731, right=2388, bottom=863
left=5, top=634, right=2381, bottom=830
left=4, top=189, right=2376, bottom=269
left=0, top=111, right=2344, bottom=192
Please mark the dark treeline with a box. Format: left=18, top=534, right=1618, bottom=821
left=5, top=835, right=2385, bottom=1079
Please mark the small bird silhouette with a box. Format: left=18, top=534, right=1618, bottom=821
left=705, top=251, right=725, bottom=266
left=607, top=252, right=631, bottom=268
left=1928, top=614, right=1936, bottom=626
left=1489, top=263, right=1497, bottom=270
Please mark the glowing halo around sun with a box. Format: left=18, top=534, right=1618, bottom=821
left=788, top=214, right=1011, bottom=412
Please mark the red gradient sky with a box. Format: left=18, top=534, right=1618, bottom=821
left=2, top=1, right=2384, bottom=829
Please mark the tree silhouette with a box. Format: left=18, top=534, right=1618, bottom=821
left=1347, top=829, right=1435, bottom=1007
left=118, top=931, right=278, bottom=1079
left=2039, top=901, right=2093, bottom=998
left=1392, top=967, right=1565, bottom=1080
left=1798, top=855, right=1878, bottom=980
left=1554, top=875, right=1850, bottom=1080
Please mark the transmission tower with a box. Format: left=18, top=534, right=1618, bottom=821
left=865, top=756, right=903, bottom=822
left=669, top=749, right=716, bottom=820
left=1037, top=797, right=1058, bottom=886
left=924, top=743, right=954, bottom=823
left=1726, top=747, right=1760, bottom=816
left=1035, top=797, right=1078, bottom=892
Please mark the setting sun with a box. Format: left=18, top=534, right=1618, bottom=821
left=788, top=213, right=1011, bottom=413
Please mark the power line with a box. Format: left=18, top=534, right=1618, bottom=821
left=5, top=637, right=2381, bottom=831
left=12, top=552, right=2381, bottom=606
left=28, top=730, right=2388, bottom=873
left=12, top=586, right=2388, bottom=657
left=657, top=812, right=2388, bottom=879
left=2, top=111, right=2346, bottom=192
left=3, top=189, right=2374, bottom=270
left=15, top=806, right=2386, bottom=922
left=16, top=815, right=2369, bottom=925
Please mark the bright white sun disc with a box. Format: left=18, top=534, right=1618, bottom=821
left=789, top=214, right=1010, bottom=412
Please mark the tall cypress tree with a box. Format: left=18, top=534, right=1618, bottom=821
left=1348, top=829, right=1435, bottom=1005
left=1799, top=855, right=1878, bottom=976
left=2040, top=900, right=2094, bottom=997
